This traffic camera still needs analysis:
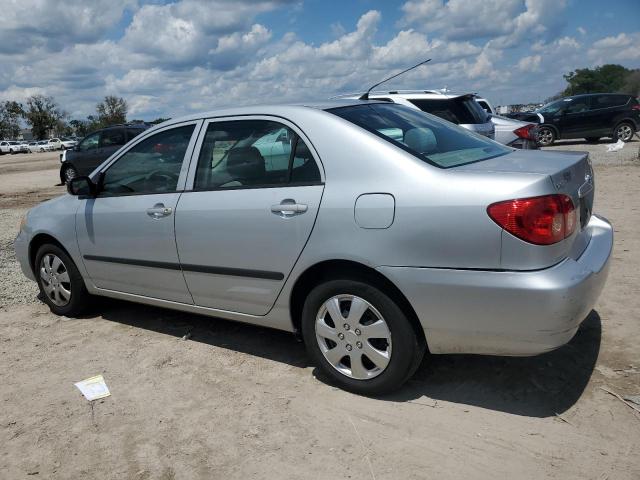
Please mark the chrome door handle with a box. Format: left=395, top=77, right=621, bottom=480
left=146, top=203, right=173, bottom=219
left=271, top=200, right=308, bottom=217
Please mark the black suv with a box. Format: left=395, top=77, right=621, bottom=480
left=507, top=93, right=640, bottom=146
left=60, top=123, right=150, bottom=183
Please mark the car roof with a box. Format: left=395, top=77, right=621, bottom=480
left=151, top=99, right=391, bottom=128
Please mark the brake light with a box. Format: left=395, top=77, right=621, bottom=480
left=487, top=194, right=576, bottom=245
left=513, top=124, right=535, bottom=140
left=631, top=104, right=640, bottom=111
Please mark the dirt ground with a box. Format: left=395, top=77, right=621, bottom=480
left=1, top=142, right=639, bottom=479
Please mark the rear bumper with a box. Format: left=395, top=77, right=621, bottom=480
left=507, top=138, right=539, bottom=149
left=377, top=215, right=613, bottom=356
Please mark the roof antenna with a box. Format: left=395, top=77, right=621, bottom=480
left=359, top=59, right=432, bottom=100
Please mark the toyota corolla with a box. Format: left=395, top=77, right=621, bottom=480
left=15, top=100, right=612, bottom=394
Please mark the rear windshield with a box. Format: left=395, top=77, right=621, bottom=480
left=328, top=103, right=509, bottom=168
left=407, top=97, right=488, bottom=124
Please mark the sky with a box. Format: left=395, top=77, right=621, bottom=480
left=0, top=0, right=639, bottom=120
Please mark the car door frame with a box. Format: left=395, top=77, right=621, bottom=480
left=183, top=114, right=325, bottom=188
left=176, top=114, right=326, bottom=315
left=77, top=119, right=204, bottom=301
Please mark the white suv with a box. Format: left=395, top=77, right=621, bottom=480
left=339, top=90, right=495, bottom=139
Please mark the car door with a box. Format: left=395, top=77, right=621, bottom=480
left=175, top=117, right=324, bottom=315
left=76, top=122, right=200, bottom=303
left=588, top=95, right=629, bottom=136
left=72, top=132, right=101, bottom=175
left=558, top=97, right=592, bottom=138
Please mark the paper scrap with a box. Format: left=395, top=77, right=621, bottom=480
left=75, top=375, right=111, bottom=401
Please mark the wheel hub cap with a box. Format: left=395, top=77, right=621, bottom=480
left=39, top=253, right=71, bottom=307
left=315, top=294, right=392, bottom=380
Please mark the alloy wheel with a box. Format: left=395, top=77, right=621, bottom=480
left=64, top=166, right=77, bottom=182
left=616, top=124, right=633, bottom=142
left=40, top=253, right=72, bottom=306
left=315, top=294, right=392, bottom=380
left=537, top=127, right=554, bottom=146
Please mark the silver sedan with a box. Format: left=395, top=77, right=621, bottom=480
left=15, top=100, right=612, bottom=394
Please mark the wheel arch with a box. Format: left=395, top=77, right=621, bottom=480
left=29, top=233, right=71, bottom=275
left=289, top=259, right=428, bottom=350
left=613, top=118, right=637, bottom=135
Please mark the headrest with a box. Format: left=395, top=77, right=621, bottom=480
left=404, top=128, right=438, bottom=155
left=227, top=146, right=265, bottom=180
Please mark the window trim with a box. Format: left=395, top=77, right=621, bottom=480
left=91, top=120, right=203, bottom=198
left=183, top=115, right=324, bottom=193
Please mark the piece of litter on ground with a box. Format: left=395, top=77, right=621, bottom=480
left=623, top=395, right=640, bottom=407
left=75, top=375, right=111, bottom=401
left=606, top=139, right=624, bottom=152
left=600, top=386, right=640, bottom=416
left=182, top=332, right=192, bottom=341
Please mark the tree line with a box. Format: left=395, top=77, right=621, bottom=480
left=545, top=64, right=640, bottom=103
left=0, top=95, right=167, bottom=140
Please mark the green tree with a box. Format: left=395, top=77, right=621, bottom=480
left=96, top=95, right=127, bottom=126
left=562, top=64, right=632, bottom=96
left=621, top=70, right=640, bottom=97
left=0, top=100, right=24, bottom=138
left=23, top=95, right=63, bottom=139
left=69, top=119, right=89, bottom=137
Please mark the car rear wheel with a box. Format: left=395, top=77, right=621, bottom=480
left=536, top=126, right=555, bottom=146
left=62, top=165, right=77, bottom=183
left=614, top=122, right=635, bottom=142
left=301, top=279, right=425, bottom=395
left=35, top=244, right=91, bottom=316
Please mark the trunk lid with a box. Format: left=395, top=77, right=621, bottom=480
left=457, top=149, right=594, bottom=269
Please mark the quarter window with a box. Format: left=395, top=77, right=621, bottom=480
left=100, top=125, right=195, bottom=195
left=590, top=95, right=629, bottom=109
left=194, top=120, right=320, bottom=190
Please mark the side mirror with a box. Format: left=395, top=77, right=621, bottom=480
left=67, top=176, right=96, bottom=197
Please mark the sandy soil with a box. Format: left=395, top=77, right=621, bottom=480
left=0, top=145, right=639, bottom=479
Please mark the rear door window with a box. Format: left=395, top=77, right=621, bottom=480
left=194, top=120, right=321, bottom=190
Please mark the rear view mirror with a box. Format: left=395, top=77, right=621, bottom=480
left=67, top=176, right=96, bottom=197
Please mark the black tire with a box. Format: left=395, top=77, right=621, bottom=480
left=614, top=122, right=635, bottom=142
left=301, top=279, right=425, bottom=395
left=585, top=137, right=600, bottom=143
left=62, top=164, right=77, bottom=183
left=35, top=243, right=91, bottom=316
left=536, top=126, right=556, bottom=146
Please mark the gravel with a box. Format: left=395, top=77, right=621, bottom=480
left=0, top=208, right=38, bottom=308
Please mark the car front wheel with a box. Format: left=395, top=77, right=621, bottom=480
left=301, top=279, right=425, bottom=395
left=35, top=244, right=91, bottom=316
left=615, top=122, right=635, bottom=142
left=536, top=126, right=556, bottom=146
left=62, top=165, right=78, bottom=183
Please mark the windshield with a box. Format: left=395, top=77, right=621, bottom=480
left=328, top=103, right=509, bottom=168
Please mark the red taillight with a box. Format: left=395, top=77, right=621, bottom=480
left=631, top=104, right=640, bottom=111
left=513, top=124, right=535, bottom=140
left=487, top=194, right=576, bottom=245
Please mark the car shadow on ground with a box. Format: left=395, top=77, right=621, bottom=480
left=97, top=299, right=311, bottom=369
left=551, top=138, right=638, bottom=146
left=95, top=299, right=600, bottom=418
left=381, top=311, right=602, bottom=417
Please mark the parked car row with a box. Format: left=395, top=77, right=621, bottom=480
left=0, top=137, right=79, bottom=155
left=506, top=93, right=639, bottom=146
left=338, top=90, right=541, bottom=150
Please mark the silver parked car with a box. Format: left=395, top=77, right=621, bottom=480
left=15, top=101, right=612, bottom=394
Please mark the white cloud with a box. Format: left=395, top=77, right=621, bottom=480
left=517, top=54, right=542, bottom=72
left=588, top=32, right=640, bottom=63
left=0, top=0, right=137, bottom=53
